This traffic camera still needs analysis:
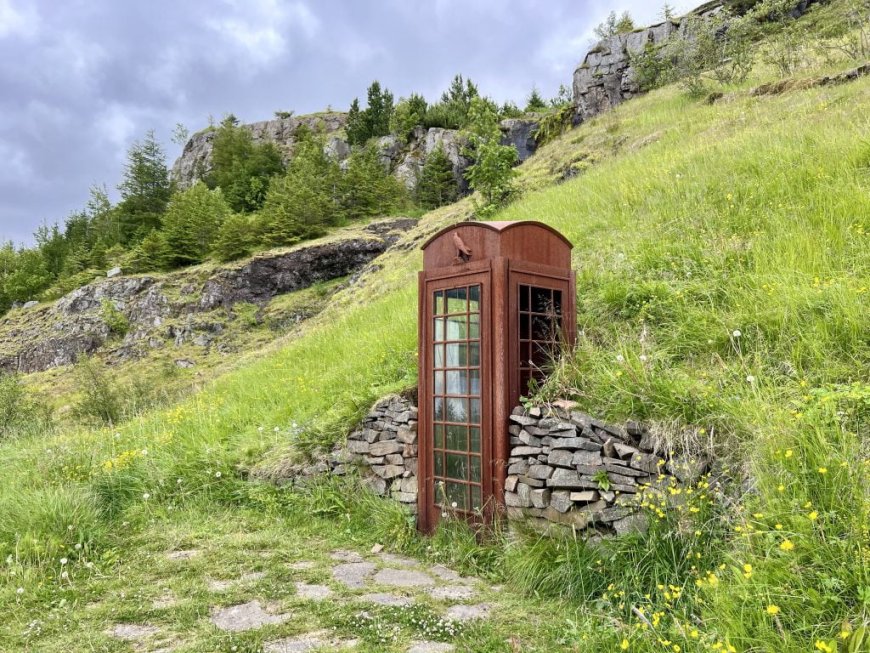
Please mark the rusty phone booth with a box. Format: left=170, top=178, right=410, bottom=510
left=417, top=221, right=576, bottom=533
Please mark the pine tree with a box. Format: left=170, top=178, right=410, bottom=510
left=206, top=116, right=284, bottom=213
left=128, top=230, right=170, bottom=272
left=524, top=87, right=547, bottom=112
left=346, top=98, right=367, bottom=146
left=260, top=129, right=341, bottom=246
left=338, top=145, right=406, bottom=222
left=365, top=81, right=394, bottom=139
left=417, top=146, right=458, bottom=209
left=116, top=130, right=172, bottom=243
left=161, top=182, right=231, bottom=266
left=213, top=214, right=256, bottom=262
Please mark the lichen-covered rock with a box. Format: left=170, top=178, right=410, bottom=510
left=571, top=0, right=819, bottom=123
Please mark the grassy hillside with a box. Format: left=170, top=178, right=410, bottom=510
left=1, top=10, right=869, bottom=652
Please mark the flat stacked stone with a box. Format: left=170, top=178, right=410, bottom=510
left=504, top=404, right=709, bottom=535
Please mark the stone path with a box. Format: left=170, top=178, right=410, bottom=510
left=109, top=545, right=490, bottom=652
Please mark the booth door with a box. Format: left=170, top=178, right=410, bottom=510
left=509, top=271, right=573, bottom=407
left=419, top=272, right=491, bottom=533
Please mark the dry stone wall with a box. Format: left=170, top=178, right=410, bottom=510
left=505, top=404, right=710, bottom=535
left=283, top=395, right=420, bottom=511
left=288, top=395, right=712, bottom=537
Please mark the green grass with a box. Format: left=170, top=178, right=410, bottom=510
left=2, top=7, right=870, bottom=651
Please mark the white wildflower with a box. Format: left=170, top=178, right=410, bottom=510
left=215, top=471, right=222, bottom=478
left=615, top=354, right=625, bottom=363
left=732, top=329, right=742, bottom=338
left=60, top=558, right=67, bottom=565
left=16, top=587, right=24, bottom=595
left=142, top=493, right=150, bottom=500
left=74, top=543, right=82, bottom=551
left=746, top=375, right=756, bottom=384
left=639, top=354, right=648, bottom=362
left=60, top=571, right=69, bottom=580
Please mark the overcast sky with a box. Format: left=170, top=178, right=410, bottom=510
left=0, top=0, right=694, bottom=245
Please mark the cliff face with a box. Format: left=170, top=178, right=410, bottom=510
left=171, top=112, right=348, bottom=188
left=171, top=113, right=541, bottom=193
left=572, top=0, right=818, bottom=123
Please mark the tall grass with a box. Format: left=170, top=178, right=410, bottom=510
left=1, top=11, right=869, bottom=651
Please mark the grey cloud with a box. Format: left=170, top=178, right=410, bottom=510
left=0, top=0, right=695, bottom=245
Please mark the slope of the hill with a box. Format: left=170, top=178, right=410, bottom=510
left=1, top=39, right=869, bottom=653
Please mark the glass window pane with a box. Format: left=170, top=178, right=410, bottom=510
left=434, top=370, right=444, bottom=395
left=434, top=423, right=445, bottom=449
left=434, top=397, right=444, bottom=421
left=468, top=285, right=480, bottom=312
left=445, top=342, right=465, bottom=367
left=434, top=290, right=444, bottom=315
left=446, top=424, right=468, bottom=450
left=434, top=344, right=444, bottom=368
left=469, top=369, right=480, bottom=395
left=532, top=287, right=551, bottom=313
left=446, top=397, right=467, bottom=422
left=446, top=453, right=467, bottom=480
left=532, top=315, right=552, bottom=340
left=520, top=313, right=530, bottom=340
left=446, top=481, right=468, bottom=510
left=434, top=452, right=444, bottom=476
left=471, top=485, right=482, bottom=510
left=446, top=370, right=466, bottom=395
left=468, top=343, right=480, bottom=367
left=553, top=289, right=563, bottom=316
left=469, top=313, right=480, bottom=339
left=446, top=314, right=467, bottom=340
left=434, top=317, right=445, bottom=342
left=470, top=427, right=481, bottom=452
left=469, top=398, right=481, bottom=423
left=532, top=342, right=550, bottom=367
left=446, top=287, right=467, bottom=314
left=470, top=456, right=481, bottom=483
left=519, top=285, right=530, bottom=311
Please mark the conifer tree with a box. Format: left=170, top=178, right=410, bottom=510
left=213, top=214, right=256, bottom=262
left=524, top=87, right=547, bottom=112
left=417, top=146, right=458, bottom=209
left=116, top=130, right=172, bottom=243
left=128, top=230, right=170, bottom=272
left=260, top=127, right=341, bottom=245
left=161, top=182, right=231, bottom=266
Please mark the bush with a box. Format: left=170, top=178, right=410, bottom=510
left=100, top=299, right=129, bottom=338
left=0, top=373, right=44, bottom=438
left=162, top=182, right=232, bottom=266
left=73, top=357, right=121, bottom=425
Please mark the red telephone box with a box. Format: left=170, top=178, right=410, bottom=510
left=417, top=221, right=576, bottom=533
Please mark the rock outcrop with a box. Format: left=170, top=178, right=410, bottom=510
left=0, top=218, right=415, bottom=374
left=572, top=0, right=819, bottom=123
left=171, top=112, right=348, bottom=188
left=172, top=113, right=540, bottom=195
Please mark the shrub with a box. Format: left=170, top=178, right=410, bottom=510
left=0, top=373, right=41, bottom=438
left=73, top=357, right=121, bottom=425
left=100, top=299, right=129, bottom=338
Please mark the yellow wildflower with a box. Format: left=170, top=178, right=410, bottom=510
left=620, top=639, right=629, bottom=650
left=808, top=511, right=818, bottom=521
left=766, top=604, right=780, bottom=615
left=780, top=539, right=795, bottom=551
